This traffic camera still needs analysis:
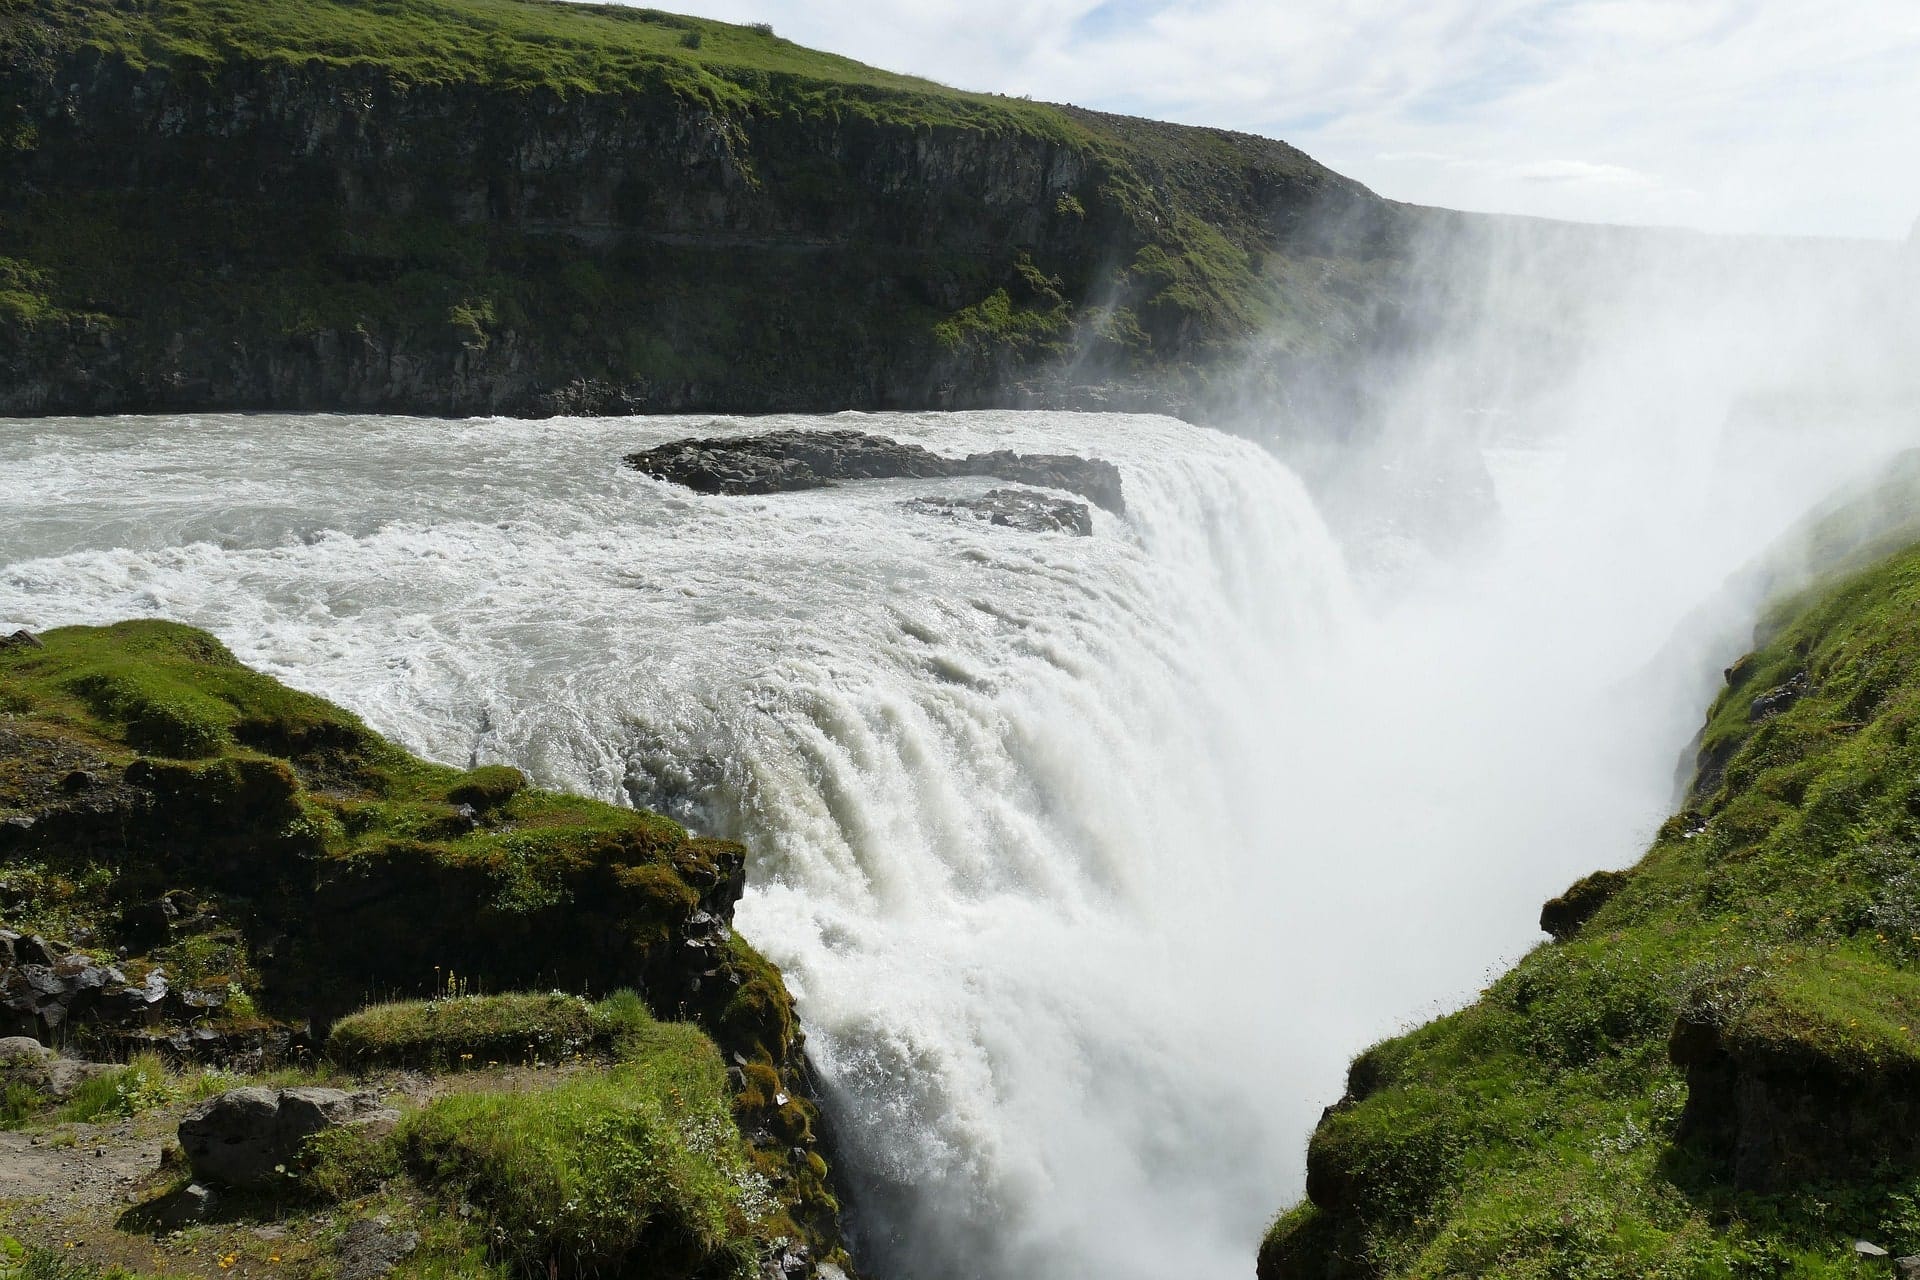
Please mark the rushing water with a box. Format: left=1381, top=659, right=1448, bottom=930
left=0, top=408, right=1901, bottom=1278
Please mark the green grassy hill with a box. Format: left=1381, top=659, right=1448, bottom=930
left=1263, top=506, right=1920, bottom=1276
left=0, top=0, right=1400, bottom=418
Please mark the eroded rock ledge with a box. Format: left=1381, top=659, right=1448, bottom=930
left=625, top=428, right=1126, bottom=515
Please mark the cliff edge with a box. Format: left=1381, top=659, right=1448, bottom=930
left=0, top=0, right=1403, bottom=419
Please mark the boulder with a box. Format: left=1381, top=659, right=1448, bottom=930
left=45, top=1057, right=117, bottom=1100
left=179, top=1086, right=398, bottom=1190
left=626, top=429, right=1125, bottom=514
left=903, top=489, right=1094, bottom=536
left=337, top=1217, right=421, bottom=1280
left=0, top=630, right=42, bottom=651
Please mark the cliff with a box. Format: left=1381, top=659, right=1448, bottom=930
left=1261, top=471, right=1920, bottom=1278
left=0, top=619, right=844, bottom=1277
left=0, top=0, right=1409, bottom=419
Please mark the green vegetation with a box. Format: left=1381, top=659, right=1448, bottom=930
left=0, top=619, right=839, bottom=1265
left=1264, top=534, right=1920, bottom=1278
left=0, top=0, right=1388, bottom=415
left=404, top=1022, right=770, bottom=1279
left=327, top=990, right=652, bottom=1068
left=0, top=1237, right=164, bottom=1280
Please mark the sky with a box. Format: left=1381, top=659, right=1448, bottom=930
left=644, top=0, right=1920, bottom=241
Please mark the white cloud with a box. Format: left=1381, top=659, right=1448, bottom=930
left=635, top=0, right=1920, bottom=239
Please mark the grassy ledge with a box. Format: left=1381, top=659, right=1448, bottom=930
left=0, top=619, right=841, bottom=1270
left=1264, top=532, right=1920, bottom=1278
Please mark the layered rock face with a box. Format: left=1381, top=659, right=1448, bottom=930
left=0, top=1, right=1393, bottom=419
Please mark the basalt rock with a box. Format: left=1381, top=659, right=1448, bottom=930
left=179, top=1086, right=398, bottom=1190
left=626, top=429, right=1125, bottom=514
left=902, top=489, right=1094, bottom=536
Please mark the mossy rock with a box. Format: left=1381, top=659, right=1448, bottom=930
left=0, top=620, right=839, bottom=1262
left=1265, top=531, right=1920, bottom=1278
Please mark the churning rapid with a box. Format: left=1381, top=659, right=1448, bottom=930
left=0, top=406, right=1904, bottom=1278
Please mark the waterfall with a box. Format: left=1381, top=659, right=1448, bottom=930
left=0, top=405, right=1901, bottom=1277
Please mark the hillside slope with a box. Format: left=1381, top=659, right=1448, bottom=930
left=0, top=0, right=1407, bottom=418
left=1262, top=503, right=1920, bottom=1276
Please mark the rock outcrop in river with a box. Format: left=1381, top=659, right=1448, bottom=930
left=626, top=428, right=1124, bottom=515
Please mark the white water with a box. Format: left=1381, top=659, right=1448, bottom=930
left=0, top=407, right=1906, bottom=1277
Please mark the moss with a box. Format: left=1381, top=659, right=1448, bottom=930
left=1265, top=535, right=1920, bottom=1279
left=0, top=620, right=839, bottom=1262
left=402, top=1026, right=768, bottom=1279
left=327, top=990, right=654, bottom=1069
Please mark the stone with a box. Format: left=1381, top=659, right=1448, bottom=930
left=626, top=429, right=1125, bottom=514
left=179, top=1087, right=399, bottom=1190
left=1856, top=1240, right=1889, bottom=1257
left=336, top=1217, right=420, bottom=1280
left=903, top=488, right=1094, bottom=535
left=1893, top=1256, right=1920, bottom=1279
left=45, top=1058, right=117, bottom=1100
left=145, top=1182, right=218, bottom=1229
left=0, top=630, right=43, bottom=651
left=1749, top=671, right=1809, bottom=721
left=0, top=1035, right=51, bottom=1068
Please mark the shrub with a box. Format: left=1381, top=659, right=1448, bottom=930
left=55, top=1054, right=172, bottom=1124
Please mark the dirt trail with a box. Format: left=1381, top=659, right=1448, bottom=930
left=0, top=1122, right=166, bottom=1210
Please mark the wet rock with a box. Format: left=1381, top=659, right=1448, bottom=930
left=336, top=1216, right=420, bottom=1280
left=1749, top=671, right=1809, bottom=721
left=179, top=1086, right=398, bottom=1190
left=903, top=488, right=1094, bottom=535
left=626, top=429, right=1125, bottom=513
left=760, top=1241, right=811, bottom=1280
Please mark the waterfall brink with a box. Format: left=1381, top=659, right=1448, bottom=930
left=0, top=410, right=1360, bottom=1279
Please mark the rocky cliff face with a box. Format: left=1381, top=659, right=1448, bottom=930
left=0, top=0, right=1398, bottom=419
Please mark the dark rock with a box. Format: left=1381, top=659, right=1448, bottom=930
left=0, top=941, right=131, bottom=1039
left=120, top=896, right=181, bottom=949
left=626, top=429, right=1125, bottom=514
left=1671, top=1005, right=1920, bottom=1193
left=0, top=630, right=43, bottom=651
left=761, top=1242, right=811, bottom=1280
left=903, top=488, right=1094, bottom=535
left=337, top=1218, right=420, bottom=1280
left=1895, top=1256, right=1920, bottom=1279
left=179, top=1086, right=398, bottom=1190
left=59, top=769, right=97, bottom=793
left=144, top=1182, right=218, bottom=1229
left=1539, top=869, right=1630, bottom=941
left=1749, top=671, right=1809, bottom=721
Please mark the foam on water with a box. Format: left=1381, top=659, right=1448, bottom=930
left=1, top=406, right=1901, bottom=1277
left=0, top=410, right=1362, bottom=1278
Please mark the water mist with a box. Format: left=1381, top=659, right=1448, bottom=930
left=1, top=221, right=1916, bottom=1280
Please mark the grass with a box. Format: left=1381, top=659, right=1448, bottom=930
left=402, top=1022, right=769, bottom=1279
left=1263, top=533, right=1920, bottom=1278
left=327, top=989, right=653, bottom=1069
left=0, top=0, right=1391, bottom=416
left=0, top=620, right=840, bottom=1263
